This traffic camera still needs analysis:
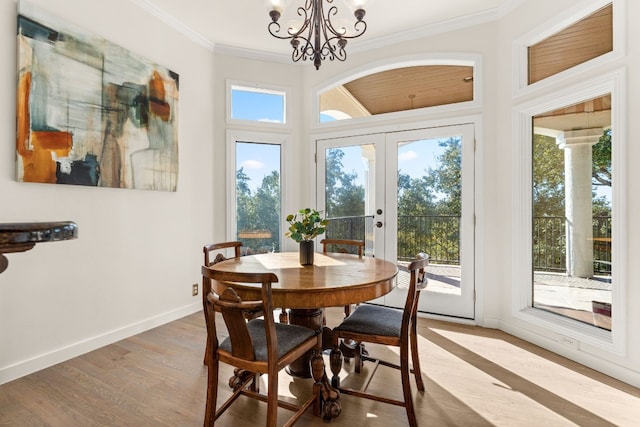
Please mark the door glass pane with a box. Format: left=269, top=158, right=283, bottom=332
left=324, top=145, right=374, bottom=255
left=397, top=137, right=462, bottom=296
left=532, top=95, right=612, bottom=330
left=235, top=142, right=281, bottom=254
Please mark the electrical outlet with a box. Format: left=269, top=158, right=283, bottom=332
left=192, top=283, right=198, bottom=296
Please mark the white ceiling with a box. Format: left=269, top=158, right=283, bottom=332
left=133, top=0, right=521, bottom=55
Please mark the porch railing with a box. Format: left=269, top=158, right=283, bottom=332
left=326, top=214, right=612, bottom=275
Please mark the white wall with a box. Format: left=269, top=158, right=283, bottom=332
left=298, top=0, right=640, bottom=388
left=212, top=52, right=305, bottom=252
left=1, top=0, right=215, bottom=383
left=494, top=0, right=640, bottom=388
left=3, top=0, right=639, bottom=390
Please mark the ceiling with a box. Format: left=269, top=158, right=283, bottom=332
left=135, top=0, right=519, bottom=55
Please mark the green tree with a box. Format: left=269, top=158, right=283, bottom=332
left=592, top=128, right=612, bottom=187
left=254, top=170, right=281, bottom=252
left=532, top=134, right=565, bottom=217
left=423, top=137, right=462, bottom=215
left=396, top=137, right=463, bottom=263
left=236, top=167, right=256, bottom=235
left=397, top=173, right=435, bottom=215
left=325, top=148, right=364, bottom=218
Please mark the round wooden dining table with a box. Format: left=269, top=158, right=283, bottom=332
left=208, top=251, right=398, bottom=309
left=208, top=251, right=398, bottom=421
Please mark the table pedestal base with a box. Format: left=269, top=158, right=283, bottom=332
left=285, top=308, right=342, bottom=421
left=286, top=308, right=323, bottom=378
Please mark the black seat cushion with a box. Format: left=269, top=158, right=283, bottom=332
left=220, top=319, right=316, bottom=361
left=334, top=304, right=402, bottom=338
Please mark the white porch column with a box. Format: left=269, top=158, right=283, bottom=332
left=361, top=144, right=376, bottom=218
left=558, top=128, right=602, bottom=278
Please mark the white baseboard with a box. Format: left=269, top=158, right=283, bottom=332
left=0, top=302, right=202, bottom=385
left=498, top=319, right=640, bottom=389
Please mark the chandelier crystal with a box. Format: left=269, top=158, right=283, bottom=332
left=267, top=0, right=367, bottom=70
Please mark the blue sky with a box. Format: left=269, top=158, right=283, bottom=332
left=232, top=87, right=448, bottom=192
left=236, top=142, right=281, bottom=192
left=233, top=89, right=611, bottom=204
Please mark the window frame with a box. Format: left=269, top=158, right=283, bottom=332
left=511, top=69, right=627, bottom=357
left=512, top=0, right=625, bottom=97
left=226, top=130, right=291, bottom=249
left=310, top=53, right=483, bottom=130
left=226, top=80, right=291, bottom=128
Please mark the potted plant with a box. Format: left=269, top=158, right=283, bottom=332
left=285, top=208, right=329, bottom=265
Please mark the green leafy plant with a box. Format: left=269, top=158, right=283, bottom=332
left=285, top=208, right=329, bottom=242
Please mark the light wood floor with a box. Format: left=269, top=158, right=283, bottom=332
left=2, top=308, right=639, bottom=426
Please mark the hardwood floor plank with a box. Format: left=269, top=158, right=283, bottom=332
left=2, top=309, right=639, bottom=426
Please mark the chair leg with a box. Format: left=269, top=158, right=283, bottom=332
left=400, top=345, right=418, bottom=427
left=279, top=308, right=289, bottom=324
left=354, top=342, right=363, bottom=374
left=203, top=337, right=210, bottom=366
left=266, top=368, right=279, bottom=427
left=410, top=318, right=425, bottom=392
left=250, top=372, right=260, bottom=393
left=204, top=357, right=219, bottom=427
left=343, top=304, right=351, bottom=318
left=329, top=346, right=342, bottom=388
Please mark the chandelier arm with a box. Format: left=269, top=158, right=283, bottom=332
left=267, top=0, right=367, bottom=70
left=324, top=6, right=367, bottom=40
left=268, top=4, right=312, bottom=40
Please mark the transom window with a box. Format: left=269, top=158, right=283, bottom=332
left=318, top=63, right=476, bottom=122
left=229, top=84, right=286, bottom=124
left=527, top=3, right=613, bottom=85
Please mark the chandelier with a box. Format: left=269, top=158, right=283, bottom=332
left=267, top=0, right=367, bottom=70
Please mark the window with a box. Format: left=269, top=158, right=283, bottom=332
left=317, top=59, right=478, bottom=123
left=512, top=69, right=625, bottom=355
left=235, top=141, right=282, bottom=254
left=532, top=95, right=612, bottom=330
left=229, top=84, right=286, bottom=124
left=512, top=0, right=626, bottom=357
left=514, top=1, right=621, bottom=95
left=528, top=3, right=612, bottom=84
left=227, top=131, right=288, bottom=254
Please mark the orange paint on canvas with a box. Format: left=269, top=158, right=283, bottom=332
left=149, top=70, right=171, bottom=121
left=16, top=71, right=32, bottom=158
left=22, top=132, right=73, bottom=183
left=16, top=70, right=73, bottom=183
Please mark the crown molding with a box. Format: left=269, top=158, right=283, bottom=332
left=214, top=44, right=295, bottom=65
left=351, top=0, right=525, bottom=55
left=131, top=0, right=215, bottom=51
left=132, top=0, right=526, bottom=61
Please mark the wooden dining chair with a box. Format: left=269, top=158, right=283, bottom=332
left=320, top=238, right=365, bottom=318
left=330, top=253, right=429, bottom=427
left=201, top=267, right=322, bottom=427
left=202, top=241, right=244, bottom=365
left=204, top=241, right=243, bottom=269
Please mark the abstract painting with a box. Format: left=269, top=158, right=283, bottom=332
left=16, top=1, right=179, bottom=191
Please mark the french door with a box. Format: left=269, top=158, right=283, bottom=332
left=317, top=124, right=475, bottom=319
left=316, top=133, right=386, bottom=257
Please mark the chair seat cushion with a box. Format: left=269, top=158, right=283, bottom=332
left=334, top=304, right=402, bottom=338
left=220, top=319, right=316, bottom=361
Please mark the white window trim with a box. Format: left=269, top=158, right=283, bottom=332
left=512, top=0, right=626, bottom=98
left=310, top=53, right=483, bottom=130
left=511, top=68, right=627, bottom=357
left=225, top=130, right=291, bottom=247
left=226, top=80, right=291, bottom=129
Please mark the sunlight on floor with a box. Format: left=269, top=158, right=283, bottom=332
left=421, top=325, right=640, bottom=426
